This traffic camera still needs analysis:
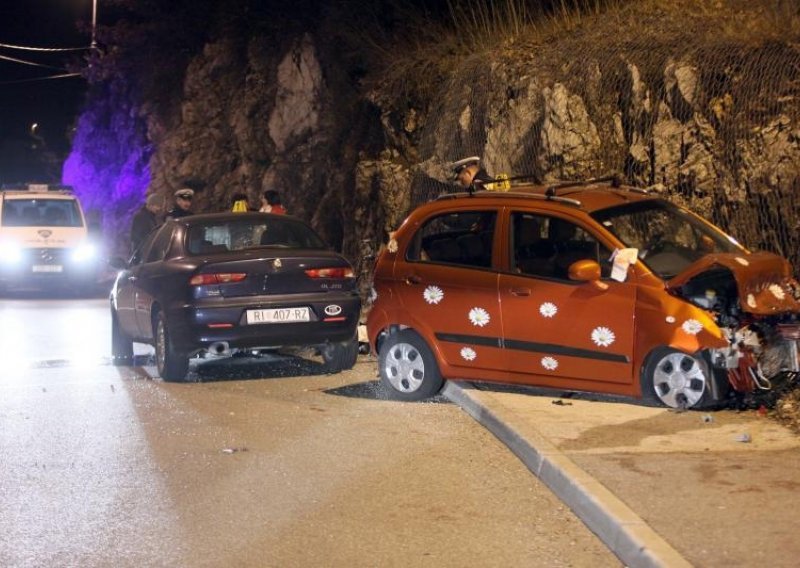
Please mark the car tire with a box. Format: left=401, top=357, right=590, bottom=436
left=378, top=329, right=443, bottom=401
left=111, top=308, right=134, bottom=365
left=641, top=347, right=718, bottom=409
left=321, top=335, right=358, bottom=373
left=155, top=312, right=189, bottom=382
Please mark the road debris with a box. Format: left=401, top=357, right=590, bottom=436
left=734, top=433, right=752, bottom=443
left=221, top=447, right=249, bottom=454
left=702, top=414, right=714, bottom=423
left=551, top=400, right=573, bottom=406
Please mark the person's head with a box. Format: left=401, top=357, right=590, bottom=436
left=262, top=189, right=281, bottom=206
left=145, top=194, right=164, bottom=214
left=451, top=156, right=481, bottom=188
left=174, top=188, right=194, bottom=211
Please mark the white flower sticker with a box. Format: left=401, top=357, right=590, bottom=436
left=539, top=302, right=558, bottom=318
left=735, top=257, right=750, bottom=266
left=665, top=316, right=676, bottom=324
left=468, top=307, right=491, bottom=327
left=591, top=326, right=616, bottom=347
left=682, top=319, right=704, bottom=335
left=423, top=285, right=444, bottom=305
left=746, top=294, right=757, bottom=309
left=387, top=239, right=398, bottom=253
left=769, top=284, right=785, bottom=300
left=460, top=347, right=477, bottom=361
left=541, top=356, right=559, bottom=371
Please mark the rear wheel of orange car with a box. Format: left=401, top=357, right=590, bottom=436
left=641, top=347, right=717, bottom=409
left=379, top=329, right=443, bottom=401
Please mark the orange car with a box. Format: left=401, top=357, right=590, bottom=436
left=366, top=179, right=800, bottom=409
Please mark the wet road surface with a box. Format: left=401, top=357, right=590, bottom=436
left=0, top=296, right=619, bottom=567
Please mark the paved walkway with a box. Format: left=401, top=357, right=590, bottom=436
left=443, top=381, right=800, bottom=568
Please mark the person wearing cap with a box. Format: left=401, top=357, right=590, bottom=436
left=130, top=193, right=164, bottom=253
left=451, top=156, right=493, bottom=191
left=167, top=188, right=195, bottom=219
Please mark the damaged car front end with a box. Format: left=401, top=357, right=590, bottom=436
left=596, top=198, right=800, bottom=408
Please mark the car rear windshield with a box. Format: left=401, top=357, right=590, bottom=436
left=1, top=198, right=83, bottom=227
left=186, top=217, right=326, bottom=254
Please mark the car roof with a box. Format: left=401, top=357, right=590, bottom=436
left=430, top=178, right=659, bottom=215
left=171, top=211, right=299, bottom=224
left=1, top=192, right=77, bottom=200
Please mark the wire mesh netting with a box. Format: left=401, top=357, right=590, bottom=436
left=405, top=33, right=800, bottom=273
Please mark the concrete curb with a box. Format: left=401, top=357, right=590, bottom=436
left=442, top=381, right=693, bottom=568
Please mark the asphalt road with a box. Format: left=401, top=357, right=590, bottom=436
left=0, top=294, right=619, bottom=567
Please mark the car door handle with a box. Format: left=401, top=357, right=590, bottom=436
left=510, top=287, right=531, bottom=296
left=404, top=275, right=422, bottom=285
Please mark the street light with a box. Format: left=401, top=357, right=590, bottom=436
left=91, top=0, right=98, bottom=49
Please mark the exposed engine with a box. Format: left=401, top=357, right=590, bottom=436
left=676, top=267, right=800, bottom=398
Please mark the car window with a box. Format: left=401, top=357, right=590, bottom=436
left=511, top=212, right=612, bottom=279
left=146, top=224, right=175, bottom=263
left=1, top=199, right=82, bottom=227
left=407, top=210, right=496, bottom=269
left=185, top=217, right=326, bottom=255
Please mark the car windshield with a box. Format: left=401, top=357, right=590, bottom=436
left=1, top=198, right=83, bottom=227
left=186, top=217, right=326, bottom=254
left=591, top=200, right=744, bottom=279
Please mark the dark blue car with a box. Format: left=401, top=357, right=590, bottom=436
left=110, top=212, right=360, bottom=382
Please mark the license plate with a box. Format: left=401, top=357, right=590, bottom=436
left=32, top=265, right=62, bottom=273
left=246, top=307, right=310, bottom=324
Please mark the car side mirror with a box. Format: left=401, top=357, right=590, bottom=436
left=568, top=259, right=609, bottom=290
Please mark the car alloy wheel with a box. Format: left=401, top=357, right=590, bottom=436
left=643, top=347, right=711, bottom=409
left=379, top=329, right=443, bottom=401
left=111, top=308, right=134, bottom=365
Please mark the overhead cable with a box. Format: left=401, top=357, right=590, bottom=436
left=0, top=53, right=69, bottom=71
left=0, top=42, right=88, bottom=52
left=0, top=72, right=81, bottom=85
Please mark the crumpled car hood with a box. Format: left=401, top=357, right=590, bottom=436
left=666, top=252, right=800, bottom=316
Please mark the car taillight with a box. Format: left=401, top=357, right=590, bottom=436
left=189, top=273, right=247, bottom=286
left=304, top=267, right=354, bottom=279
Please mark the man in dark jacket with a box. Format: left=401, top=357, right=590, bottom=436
left=130, top=194, right=164, bottom=253
left=166, top=188, right=195, bottom=219
left=450, top=156, right=493, bottom=193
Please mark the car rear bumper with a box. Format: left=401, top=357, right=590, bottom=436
left=166, top=292, right=361, bottom=354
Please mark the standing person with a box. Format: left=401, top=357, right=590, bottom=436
left=259, top=189, right=286, bottom=214
left=450, top=156, right=493, bottom=191
left=130, top=193, right=164, bottom=253
left=166, top=188, right=194, bottom=219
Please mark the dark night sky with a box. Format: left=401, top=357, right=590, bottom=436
left=0, top=0, right=93, bottom=184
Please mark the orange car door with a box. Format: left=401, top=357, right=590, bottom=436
left=499, top=212, right=636, bottom=386
left=394, top=209, right=505, bottom=378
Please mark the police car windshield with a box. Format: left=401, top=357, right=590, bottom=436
left=2, top=199, right=83, bottom=228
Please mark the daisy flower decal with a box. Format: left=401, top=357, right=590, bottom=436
left=423, top=285, right=444, bottom=305
left=387, top=239, right=398, bottom=253
left=460, top=347, right=477, bottom=361
left=541, top=356, right=558, bottom=371
left=468, top=307, right=491, bottom=327
left=665, top=316, right=676, bottom=323
left=769, top=284, right=785, bottom=300
left=591, top=326, right=616, bottom=347
left=746, top=294, right=757, bottom=309
left=735, top=257, right=750, bottom=266
left=682, top=319, right=704, bottom=335
left=539, top=302, right=558, bottom=318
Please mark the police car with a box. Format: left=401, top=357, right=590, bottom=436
left=0, top=184, right=102, bottom=293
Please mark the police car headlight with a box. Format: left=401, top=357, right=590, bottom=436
left=0, top=241, right=22, bottom=265
left=70, top=243, right=97, bottom=263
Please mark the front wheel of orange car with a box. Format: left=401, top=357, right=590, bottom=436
left=378, top=329, right=443, bottom=401
left=641, top=347, right=717, bottom=409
